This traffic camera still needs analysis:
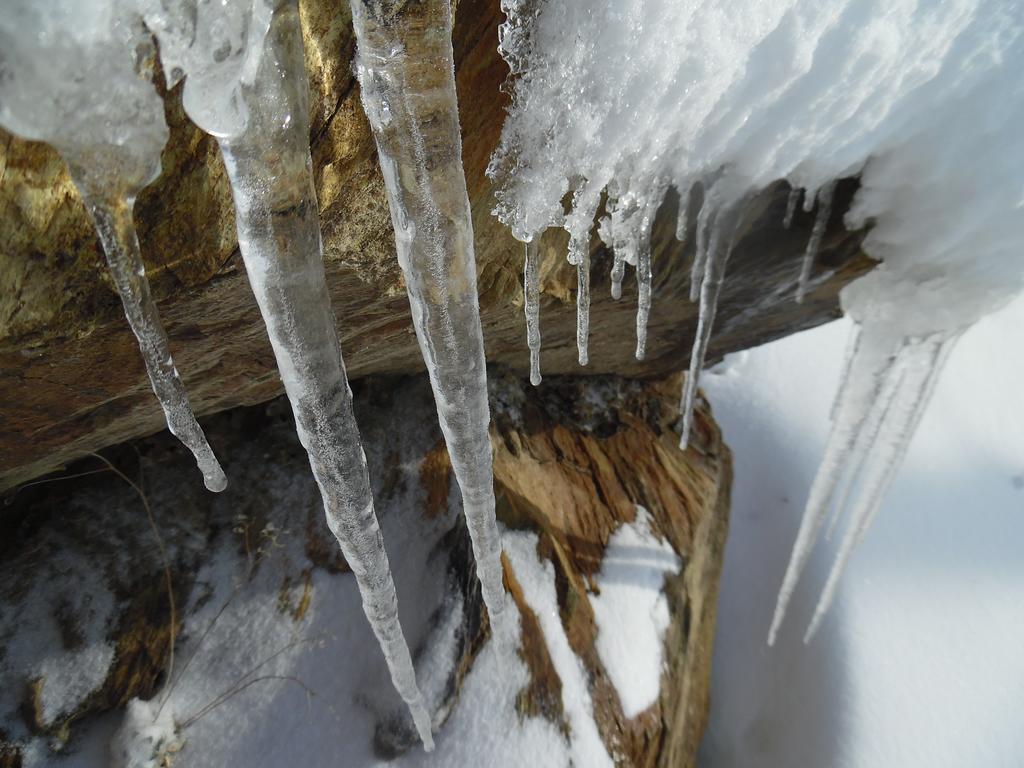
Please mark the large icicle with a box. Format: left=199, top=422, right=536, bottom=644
left=348, top=0, right=513, bottom=643
left=144, top=0, right=433, bottom=747
left=0, top=0, right=226, bottom=492
left=795, top=181, right=836, bottom=303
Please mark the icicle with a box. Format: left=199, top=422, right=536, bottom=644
left=349, top=0, right=513, bottom=655
left=678, top=192, right=746, bottom=449
left=802, top=183, right=819, bottom=213
left=689, top=196, right=719, bottom=302
left=768, top=324, right=957, bottom=645
left=571, top=231, right=591, bottom=366
left=823, top=344, right=908, bottom=541
left=796, top=181, right=836, bottom=303
left=606, top=192, right=639, bottom=301
left=830, top=324, right=862, bottom=423
left=635, top=230, right=653, bottom=360
left=767, top=332, right=901, bottom=645
left=566, top=186, right=601, bottom=367
left=783, top=186, right=801, bottom=229
left=803, top=332, right=956, bottom=641
left=86, top=198, right=227, bottom=492
left=0, top=0, right=226, bottom=493
left=524, top=236, right=544, bottom=383
left=675, top=183, right=693, bottom=243
left=852, top=334, right=956, bottom=546
left=634, top=182, right=667, bottom=361
left=146, top=0, right=432, bottom=747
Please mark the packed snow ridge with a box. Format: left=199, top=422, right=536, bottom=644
left=488, top=0, right=1024, bottom=637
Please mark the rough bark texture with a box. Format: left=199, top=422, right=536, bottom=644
left=0, top=0, right=873, bottom=491
left=0, top=373, right=728, bottom=767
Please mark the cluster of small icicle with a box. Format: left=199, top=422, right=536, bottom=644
left=488, top=0, right=1024, bottom=642
left=0, top=0, right=512, bottom=751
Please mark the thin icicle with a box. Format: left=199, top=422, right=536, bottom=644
left=571, top=232, right=591, bottom=366
left=146, top=0, right=432, bottom=747
left=524, top=236, right=544, bottom=383
left=830, top=324, right=862, bottom=423
left=634, top=183, right=667, bottom=361
left=349, top=0, right=513, bottom=655
left=783, top=186, right=801, bottom=228
left=804, top=332, right=955, bottom=641
left=853, top=334, right=957, bottom=546
left=796, top=181, right=836, bottom=303
left=766, top=329, right=902, bottom=645
left=566, top=186, right=601, bottom=367
left=689, top=194, right=719, bottom=302
left=679, top=191, right=746, bottom=449
left=86, top=199, right=227, bottom=492
left=605, top=191, right=639, bottom=301
left=0, top=0, right=226, bottom=493
left=675, top=183, right=693, bottom=243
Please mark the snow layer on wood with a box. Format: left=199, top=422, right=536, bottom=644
left=489, top=0, right=1024, bottom=633
left=590, top=507, right=681, bottom=719
left=503, top=532, right=615, bottom=768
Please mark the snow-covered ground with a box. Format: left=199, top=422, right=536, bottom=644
left=2, top=377, right=685, bottom=768
left=700, top=294, right=1024, bottom=767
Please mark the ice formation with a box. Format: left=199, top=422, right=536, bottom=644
left=349, top=0, right=512, bottom=640
left=142, top=0, right=432, bottom=747
left=0, top=0, right=226, bottom=492
left=489, top=0, right=1024, bottom=634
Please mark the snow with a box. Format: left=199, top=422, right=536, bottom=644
left=349, top=0, right=512, bottom=643
left=110, top=698, right=180, bottom=768
left=502, top=533, right=615, bottom=768
left=590, top=508, right=681, bottom=719
left=0, top=549, right=116, bottom=731
left=699, top=296, right=1024, bottom=767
